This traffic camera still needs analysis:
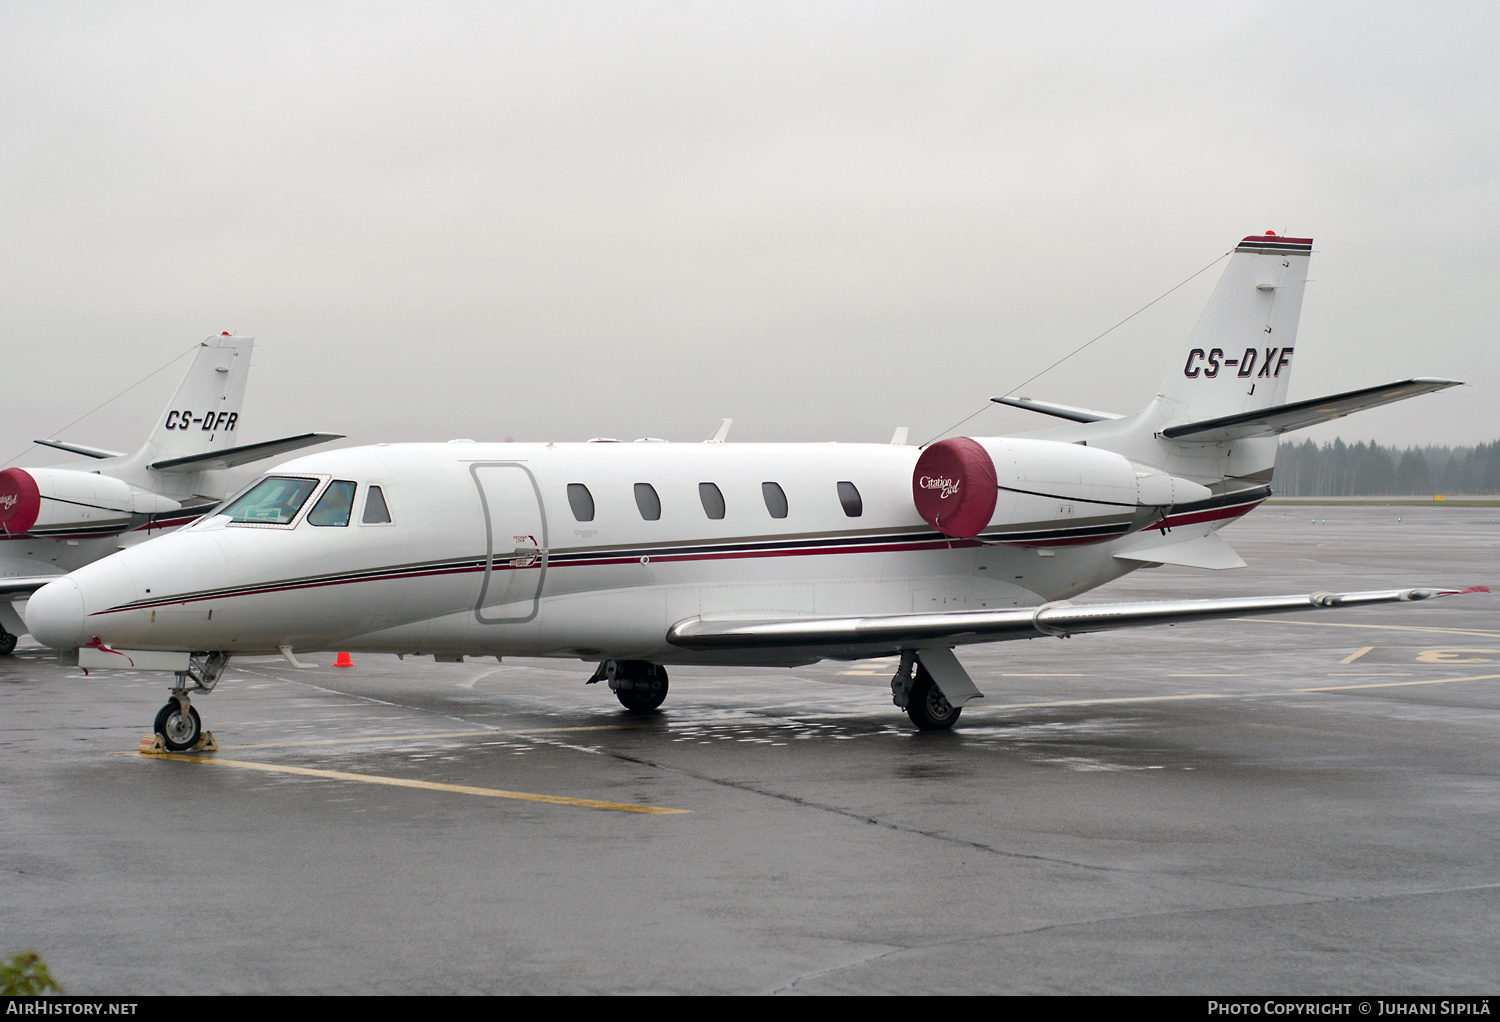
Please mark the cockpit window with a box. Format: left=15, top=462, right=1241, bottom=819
left=362, top=485, right=392, bottom=524
left=308, top=480, right=357, bottom=527
left=221, top=477, right=320, bottom=525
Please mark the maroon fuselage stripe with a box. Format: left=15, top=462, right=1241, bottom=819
left=87, top=501, right=1261, bottom=616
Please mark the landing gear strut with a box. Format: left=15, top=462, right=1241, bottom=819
left=155, top=652, right=231, bottom=751
left=589, top=660, right=670, bottom=712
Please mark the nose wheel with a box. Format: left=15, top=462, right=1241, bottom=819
left=154, top=698, right=202, bottom=752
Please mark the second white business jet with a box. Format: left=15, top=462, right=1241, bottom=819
left=23, top=235, right=1487, bottom=748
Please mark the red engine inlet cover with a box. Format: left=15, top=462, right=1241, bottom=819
left=0, top=468, right=41, bottom=535
left=912, top=437, right=998, bottom=539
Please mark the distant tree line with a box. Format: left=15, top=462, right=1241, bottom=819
left=1273, top=439, right=1500, bottom=496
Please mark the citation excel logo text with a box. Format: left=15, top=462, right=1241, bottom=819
left=919, top=476, right=962, bottom=499
left=0, top=493, right=16, bottom=510
left=1184, top=346, right=1294, bottom=379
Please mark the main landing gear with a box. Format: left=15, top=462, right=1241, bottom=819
left=891, top=654, right=961, bottom=731
left=0, top=630, right=16, bottom=657
left=154, top=652, right=231, bottom=752
left=588, top=660, right=670, bottom=712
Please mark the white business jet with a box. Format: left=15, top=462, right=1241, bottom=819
left=22, top=236, right=1486, bottom=748
left=0, top=334, right=341, bottom=651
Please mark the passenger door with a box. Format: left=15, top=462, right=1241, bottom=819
left=471, top=463, right=548, bottom=624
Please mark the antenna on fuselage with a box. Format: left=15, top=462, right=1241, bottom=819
left=890, top=426, right=909, bottom=445
left=704, top=418, right=733, bottom=444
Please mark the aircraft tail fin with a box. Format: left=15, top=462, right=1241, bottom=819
left=1154, top=234, right=1312, bottom=424
left=140, top=335, right=254, bottom=464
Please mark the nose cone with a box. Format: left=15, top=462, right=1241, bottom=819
left=25, top=577, right=85, bottom=650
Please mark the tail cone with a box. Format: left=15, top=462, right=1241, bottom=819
left=333, top=652, right=355, bottom=668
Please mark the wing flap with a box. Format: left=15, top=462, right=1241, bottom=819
left=1161, top=378, right=1461, bottom=442
left=666, top=586, right=1487, bottom=652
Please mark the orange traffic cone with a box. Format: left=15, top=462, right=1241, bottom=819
left=333, top=652, right=355, bottom=668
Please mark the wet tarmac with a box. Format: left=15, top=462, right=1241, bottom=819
left=1, top=505, right=1497, bottom=994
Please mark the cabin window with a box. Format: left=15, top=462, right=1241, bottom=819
left=567, top=483, right=595, bottom=522
left=698, top=482, right=726, bottom=520
left=308, top=480, right=357, bottom=527
left=221, top=476, right=319, bottom=525
left=634, top=483, right=661, bottom=521
left=837, top=481, right=863, bottom=517
left=362, top=485, right=392, bottom=524
left=761, top=481, right=788, bottom=519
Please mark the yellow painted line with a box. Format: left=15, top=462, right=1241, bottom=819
left=1168, top=673, right=1246, bottom=677
left=214, top=724, right=657, bottom=751
left=140, top=753, right=690, bottom=814
left=1340, top=645, right=1377, bottom=664
left=1292, top=673, right=1500, bottom=694
left=1233, top=619, right=1500, bottom=639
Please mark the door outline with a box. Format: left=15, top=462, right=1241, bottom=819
left=470, top=462, right=548, bottom=624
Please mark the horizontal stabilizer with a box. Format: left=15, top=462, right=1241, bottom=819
left=1114, top=533, right=1247, bottom=570
left=149, top=432, right=344, bottom=472
left=991, top=396, right=1123, bottom=423
left=33, top=439, right=125, bottom=460
left=1162, top=378, right=1461, bottom=442
left=667, top=586, right=1487, bottom=652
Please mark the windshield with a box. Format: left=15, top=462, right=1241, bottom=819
left=308, top=480, right=356, bottom=527
left=220, top=476, right=320, bottom=525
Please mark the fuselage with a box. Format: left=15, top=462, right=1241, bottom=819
left=24, top=438, right=1262, bottom=666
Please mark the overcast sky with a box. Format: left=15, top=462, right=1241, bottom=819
left=2, top=1, right=1496, bottom=469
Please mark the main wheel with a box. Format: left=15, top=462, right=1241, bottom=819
left=615, top=663, right=669, bottom=712
left=154, top=700, right=202, bottom=752
left=0, top=631, right=15, bottom=656
left=906, top=667, right=961, bottom=731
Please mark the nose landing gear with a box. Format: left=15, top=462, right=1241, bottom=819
left=152, top=652, right=231, bottom=752
left=154, top=698, right=202, bottom=752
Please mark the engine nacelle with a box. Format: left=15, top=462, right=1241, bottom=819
left=912, top=437, right=1211, bottom=540
left=0, top=467, right=180, bottom=537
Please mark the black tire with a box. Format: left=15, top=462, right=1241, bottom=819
left=0, top=631, right=16, bottom=656
left=615, top=663, right=669, bottom=712
left=154, top=701, right=202, bottom=752
left=906, top=666, right=961, bottom=731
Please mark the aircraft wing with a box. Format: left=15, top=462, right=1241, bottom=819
left=667, top=585, right=1488, bottom=653
left=149, top=432, right=344, bottom=472
left=32, top=439, right=126, bottom=459
left=0, top=576, right=67, bottom=600
left=1161, top=378, right=1461, bottom=442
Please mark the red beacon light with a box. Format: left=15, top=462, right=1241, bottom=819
left=1265, top=230, right=1277, bottom=236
